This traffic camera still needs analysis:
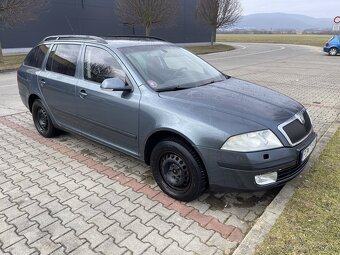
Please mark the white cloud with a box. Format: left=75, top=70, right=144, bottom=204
left=240, top=0, right=340, bottom=18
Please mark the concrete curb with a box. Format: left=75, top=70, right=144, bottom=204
left=233, top=117, right=340, bottom=255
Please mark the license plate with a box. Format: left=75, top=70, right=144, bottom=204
left=301, top=138, right=317, bottom=162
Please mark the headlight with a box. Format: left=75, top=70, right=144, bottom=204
left=221, top=130, right=283, bottom=152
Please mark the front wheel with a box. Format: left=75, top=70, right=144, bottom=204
left=150, top=138, right=208, bottom=202
left=32, top=99, right=59, bottom=138
left=329, top=47, right=338, bottom=56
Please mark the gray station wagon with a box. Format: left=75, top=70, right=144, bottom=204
left=18, top=35, right=317, bottom=201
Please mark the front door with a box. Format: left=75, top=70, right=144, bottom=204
left=75, top=45, right=140, bottom=156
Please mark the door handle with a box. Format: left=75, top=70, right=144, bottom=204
left=79, top=90, right=88, bottom=98
left=40, top=79, right=46, bottom=87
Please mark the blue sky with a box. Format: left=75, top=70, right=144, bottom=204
left=240, top=0, right=340, bottom=18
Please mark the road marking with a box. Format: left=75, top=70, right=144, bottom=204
left=207, top=46, right=286, bottom=61
left=0, top=84, right=17, bottom=88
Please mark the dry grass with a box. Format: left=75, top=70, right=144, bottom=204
left=185, top=44, right=235, bottom=54
left=217, top=34, right=333, bottom=47
left=0, top=54, right=26, bottom=72
left=255, top=129, right=340, bottom=255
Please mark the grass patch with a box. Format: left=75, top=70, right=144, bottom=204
left=217, top=34, right=333, bottom=47
left=0, top=54, right=26, bottom=72
left=185, top=44, right=235, bottom=54
left=255, top=129, right=340, bottom=255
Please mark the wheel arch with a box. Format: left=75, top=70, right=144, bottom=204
left=28, top=94, right=41, bottom=112
left=143, top=129, right=205, bottom=168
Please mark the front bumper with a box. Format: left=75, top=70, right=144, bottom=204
left=197, top=131, right=317, bottom=192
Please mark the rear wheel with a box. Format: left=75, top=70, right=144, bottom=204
left=329, top=47, right=338, bottom=56
left=32, top=99, right=59, bottom=138
left=150, top=138, right=207, bottom=202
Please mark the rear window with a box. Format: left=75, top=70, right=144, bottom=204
left=46, top=44, right=81, bottom=77
left=24, top=44, right=50, bottom=68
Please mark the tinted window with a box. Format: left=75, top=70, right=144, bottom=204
left=24, top=44, right=50, bottom=68
left=84, top=46, right=125, bottom=84
left=46, top=44, right=81, bottom=77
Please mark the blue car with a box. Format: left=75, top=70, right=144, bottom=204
left=324, top=35, right=340, bottom=56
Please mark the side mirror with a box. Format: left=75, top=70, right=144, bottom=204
left=101, top=78, right=132, bottom=92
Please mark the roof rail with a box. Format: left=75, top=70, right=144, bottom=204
left=42, top=35, right=107, bottom=44
left=104, top=35, right=167, bottom=42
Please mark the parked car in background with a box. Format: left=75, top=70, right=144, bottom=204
left=324, top=35, right=340, bottom=56
left=17, top=35, right=317, bottom=202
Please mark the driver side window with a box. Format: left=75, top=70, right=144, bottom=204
left=84, top=46, right=125, bottom=84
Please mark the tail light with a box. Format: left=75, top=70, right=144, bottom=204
left=326, top=42, right=330, bottom=46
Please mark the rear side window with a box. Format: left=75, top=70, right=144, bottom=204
left=84, top=46, right=125, bottom=84
left=46, top=44, right=81, bottom=77
left=24, top=44, right=50, bottom=68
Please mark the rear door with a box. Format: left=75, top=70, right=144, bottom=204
left=38, top=43, right=82, bottom=129
left=75, top=45, right=141, bottom=156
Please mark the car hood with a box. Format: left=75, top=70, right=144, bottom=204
left=158, top=78, right=303, bottom=126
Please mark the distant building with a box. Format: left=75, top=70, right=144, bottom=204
left=1, top=0, right=210, bottom=48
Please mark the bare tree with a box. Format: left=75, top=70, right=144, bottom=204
left=197, top=0, right=242, bottom=45
left=115, top=0, right=179, bottom=36
left=0, top=0, right=47, bottom=61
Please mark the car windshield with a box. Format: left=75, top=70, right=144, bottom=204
left=119, top=45, right=226, bottom=92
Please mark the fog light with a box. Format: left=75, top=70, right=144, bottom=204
left=255, top=172, right=278, bottom=185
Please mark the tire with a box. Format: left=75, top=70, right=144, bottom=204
left=32, top=99, right=59, bottom=138
left=329, top=47, right=338, bottom=56
left=150, top=138, right=208, bottom=202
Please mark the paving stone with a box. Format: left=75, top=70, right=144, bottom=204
left=79, top=226, right=109, bottom=249
left=0, top=197, right=14, bottom=212
left=162, top=242, right=193, bottom=255
left=44, top=200, right=67, bottom=215
left=150, top=204, right=175, bottom=220
left=83, top=194, right=106, bottom=208
left=32, top=211, right=58, bottom=228
left=54, top=208, right=79, bottom=225
left=143, top=229, right=172, bottom=253
left=62, top=196, right=86, bottom=211
left=103, top=223, right=132, bottom=243
left=207, top=233, right=237, bottom=251
left=4, top=239, right=36, bottom=255
left=126, top=219, right=153, bottom=239
left=120, top=234, right=150, bottom=255
left=69, top=242, right=98, bottom=255
left=22, top=202, right=47, bottom=219
left=146, top=216, right=174, bottom=235
left=167, top=212, right=194, bottom=231
left=55, top=231, right=85, bottom=253
left=185, top=222, right=214, bottom=243
left=94, top=201, right=120, bottom=217
left=31, top=235, right=61, bottom=255
left=42, top=220, right=70, bottom=241
left=0, top=227, right=23, bottom=249
left=33, top=191, right=56, bottom=206
left=19, top=225, right=47, bottom=245
left=72, top=187, right=93, bottom=200
left=66, top=217, right=93, bottom=236
left=9, top=214, right=35, bottom=233
left=130, top=206, right=156, bottom=224
left=87, top=213, right=113, bottom=231
left=110, top=209, right=136, bottom=228
left=116, top=198, right=139, bottom=213
left=95, top=238, right=127, bottom=255
left=1, top=205, right=25, bottom=221
left=185, top=237, right=216, bottom=255
left=165, top=226, right=194, bottom=248
left=75, top=204, right=100, bottom=221
left=225, top=215, right=249, bottom=234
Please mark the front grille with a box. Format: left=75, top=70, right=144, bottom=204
left=277, top=160, right=307, bottom=182
left=280, top=111, right=312, bottom=145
